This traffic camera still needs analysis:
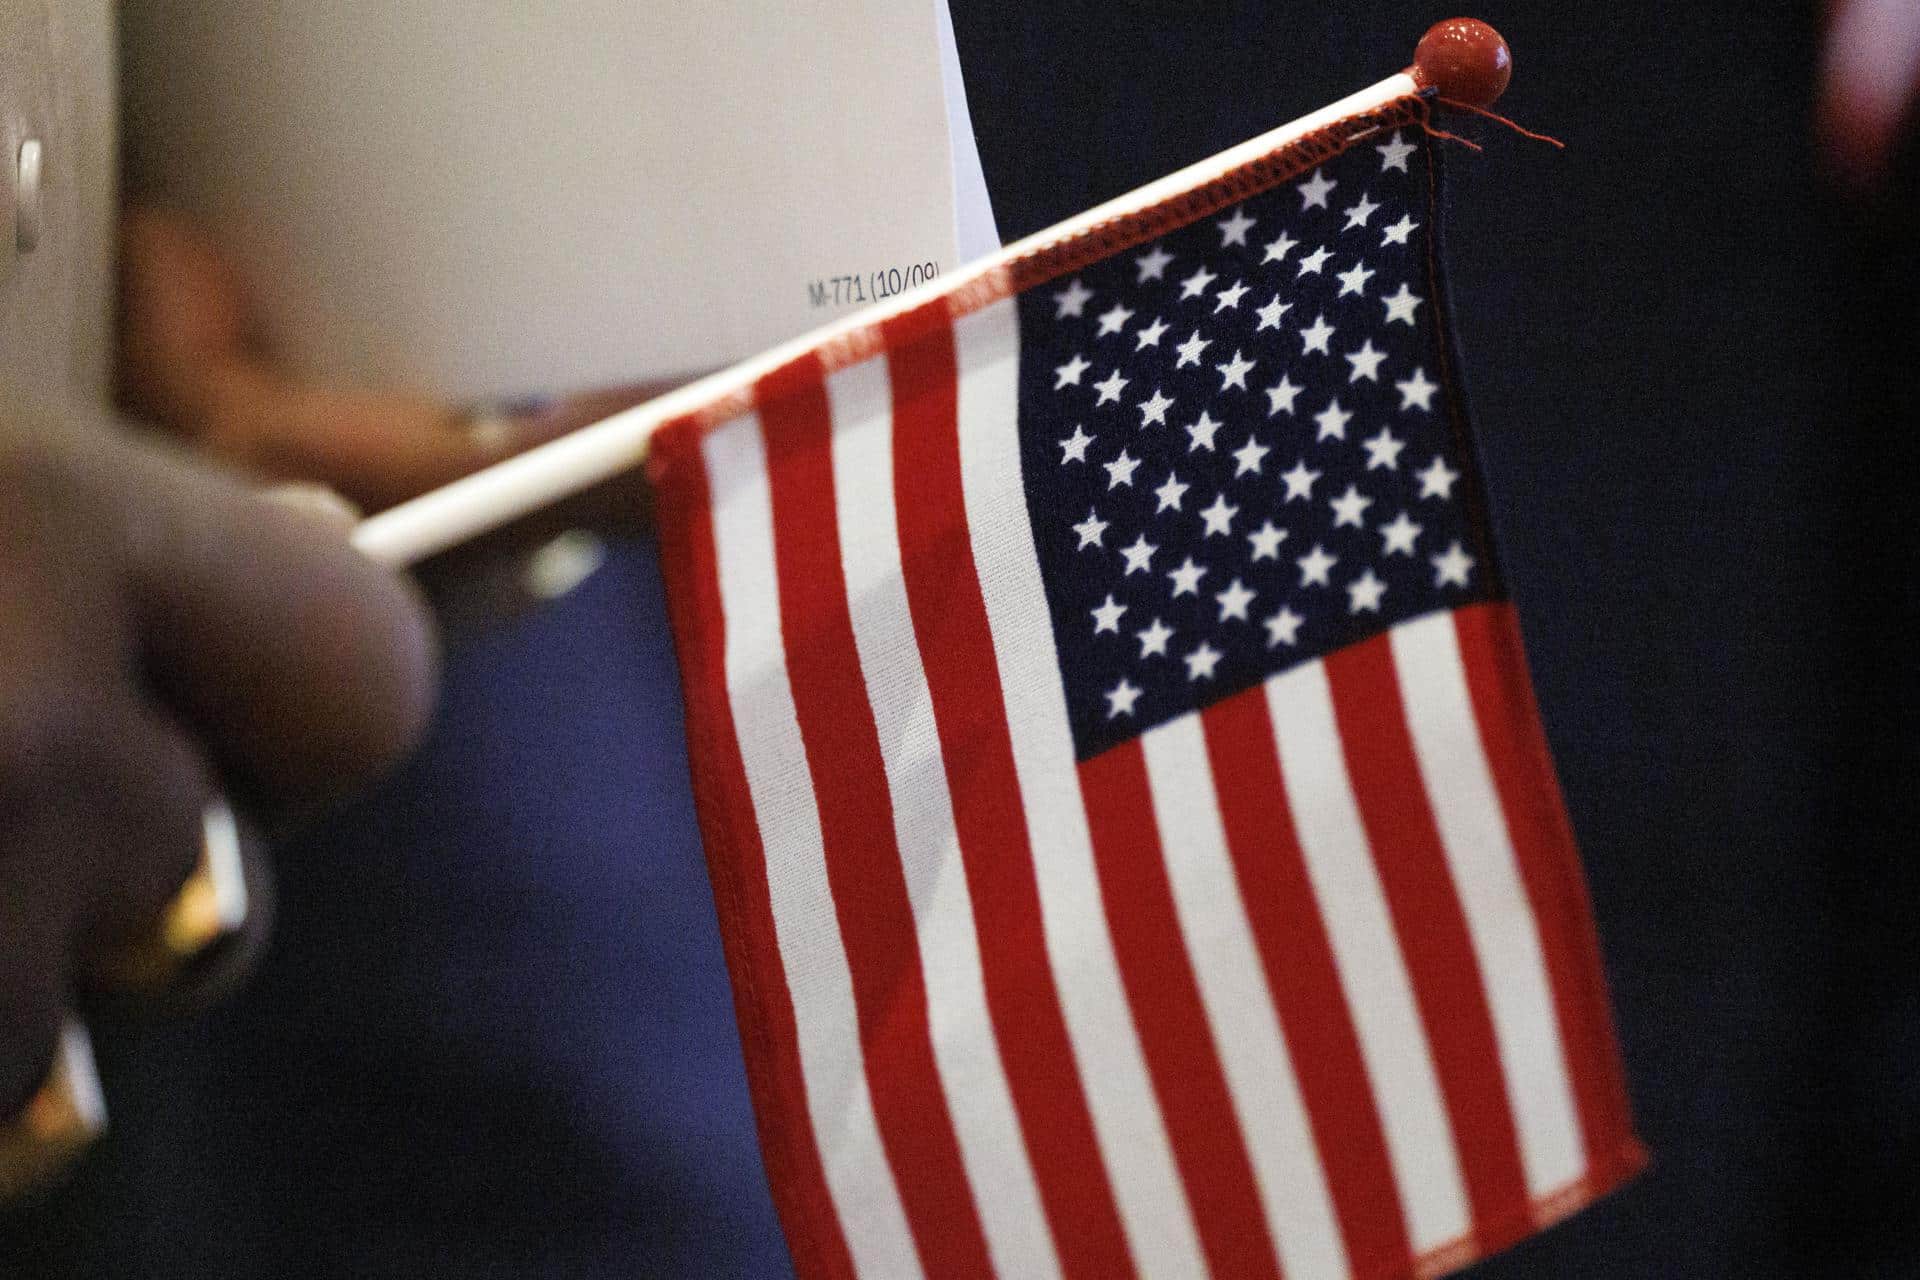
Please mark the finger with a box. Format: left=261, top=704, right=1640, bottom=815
left=0, top=700, right=87, bottom=1115
left=118, top=207, right=504, bottom=510
left=0, top=547, right=211, bottom=942
left=0, top=688, right=199, bottom=1113
left=240, top=375, right=681, bottom=512
left=116, top=206, right=257, bottom=399
left=0, top=897, right=66, bottom=1116
left=113, top=438, right=441, bottom=803
left=72, top=709, right=215, bottom=945
left=196, top=369, right=511, bottom=512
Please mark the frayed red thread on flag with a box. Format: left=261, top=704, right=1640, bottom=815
left=1419, top=119, right=1485, bottom=153
left=1436, top=97, right=1567, bottom=149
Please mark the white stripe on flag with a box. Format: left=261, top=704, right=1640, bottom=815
left=1264, top=661, right=1472, bottom=1254
left=953, top=298, right=1207, bottom=1278
left=826, top=355, right=1063, bottom=1279
left=704, top=414, right=923, bottom=1280
left=1389, top=612, right=1585, bottom=1196
left=1141, top=715, right=1350, bottom=1280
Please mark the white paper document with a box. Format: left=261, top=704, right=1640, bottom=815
left=122, top=1, right=998, bottom=400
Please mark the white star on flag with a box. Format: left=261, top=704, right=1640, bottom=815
left=1380, top=510, right=1423, bottom=555
left=1314, top=399, right=1353, bottom=441
left=1297, top=167, right=1336, bottom=208
left=1346, top=340, right=1388, bottom=383
left=1183, top=641, right=1223, bottom=681
left=1346, top=567, right=1387, bottom=613
left=1135, top=616, right=1173, bottom=657
left=1167, top=556, right=1207, bottom=597
left=1134, top=244, right=1174, bottom=281
left=1383, top=283, right=1423, bottom=325
left=1362, top=426, right=1405, bottom=470
left=1215, top=351, right=1256, bottom=391
left=1138, top=388, right=1175, bottom=427
left=1336, top=260, right=1376, bottom=297
left=1264, top=604, right=1304, bottom=647
left=1179, top=266, right=1217, bottom=299
left=1199, top=493, right=1239, bottom=536
left=1397, top=368, right=1440, bottom=411
left=1265, top=375, right=1303, bottom=417
left=1377, top=130, right=1417, bottom=170
left=1186, top=411, right=1223, bottom=452
left=1247, top=520, right=1288, bottom=560
left=1329, top=483, right=1373, bottom=528
left=1231, top=435, right=1271, bottom=476
left=1154, top=471, right=1191, bottom=512
left=1432, top=539, right=1477, bottom=586
left=1418, top=455, right=1461, bottom=500
left=1073, top=508, right=1108, bottom=549
left=1281, top=459, right=1321, bottom=502
left=1120, top=533, right=1157, bottom=575
left=1296, top=543, right=1338, bottom=587
left=1058, top=424, right=1094, bottom=463
left=1300, top=314, right=1336, bottom=354
left=1214, top=577, right=1256, bottom=622
left=1216, top=208, right=1256, bottom=246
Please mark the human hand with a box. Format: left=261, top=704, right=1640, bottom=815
left=0, top=391, right=436, bottom=1113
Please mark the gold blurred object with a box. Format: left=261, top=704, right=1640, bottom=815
left=94, top=801, right=251, bottom=992
left=0, top=1022, right=105, bottom=1201
left=0, top=803, right=253, bottom=1202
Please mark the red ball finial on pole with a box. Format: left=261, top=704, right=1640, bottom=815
left=1410, top=18, right=1512, bottom=108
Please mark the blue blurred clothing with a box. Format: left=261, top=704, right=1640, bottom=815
left=2, top=540, right=794, bottom=1278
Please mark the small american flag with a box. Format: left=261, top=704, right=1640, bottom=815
left=650, top=95, right=1642, bottom=1280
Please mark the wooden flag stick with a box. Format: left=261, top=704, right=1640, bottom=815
left=352, top=21, right=1510, bottom=569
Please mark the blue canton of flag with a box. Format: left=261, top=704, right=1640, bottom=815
left=1016, top=129, right=1493, bottom=759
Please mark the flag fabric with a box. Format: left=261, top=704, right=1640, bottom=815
left=648, top=91, right=1643, bottom=1280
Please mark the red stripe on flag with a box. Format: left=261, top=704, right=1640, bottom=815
left=1200, top=687, right=1415, bottom=1277
left=886, top=313, right=1138, bottom=1279
left=646, top=422, right=857, bottom=1280
left=1452, top=604, right=1641, bottom=1179
left=1078, top=740, right=1285, bottom=1280
left=758, top=359, right=995, bottom=1278
left=1323, top=636, right=1530, bottom=1237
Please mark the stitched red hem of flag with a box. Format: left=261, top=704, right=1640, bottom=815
left=1398, top=1138, right=1647, bottom=1280
left=650, top=415, right=859, bottom=1280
